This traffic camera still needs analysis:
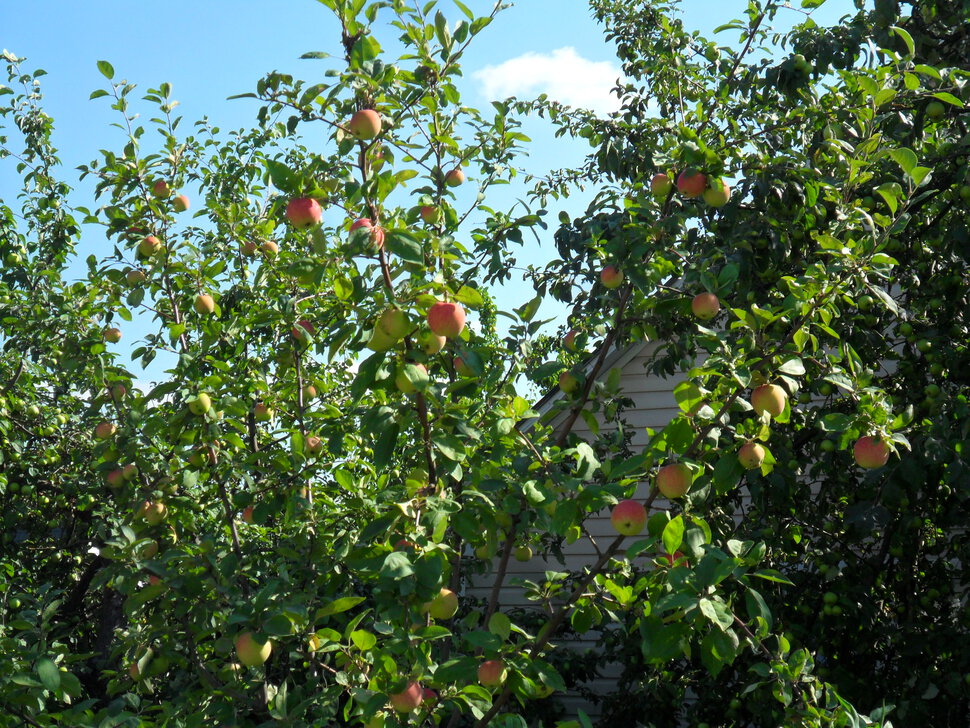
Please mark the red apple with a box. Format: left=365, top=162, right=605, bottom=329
left=110, top=384, right=127, bottom=401
left=254, top=403, right=273, bottom=422
left=477, top=659, right=507, bottom=687
left=422, top=687, right=439, bottom=705
left=676, top=169, right=707, bottom=198
left=650, top=172, right=672, bottom=198
left=152, top=180, right=171, bottom=199
left=558, top=371, right=579, bottom=394
left=445, top=168, right=466, bottom=187
left=454, top=354, right=475, bottom=378
left=600, top=265, right=624, bottom=289
left=302, top=384, right=318, bottom=400
left=173, top=194, right=190, bottom=212
left=122, top=463, right=138, bottom=480
left=420, top=205, right=442, bottom=224
left=427, top=301, right=465, bottom=338
left=94, top=422, right=117, bottom=440
left=139, top=501, right=168, bottom=526
left=242, top=505, right=255, bottom=524
left=656, top=463, right=691, bottom=499
left=424, top=587, right=459, bottom=620
left=350, top=217, right=385, bottom=250
left=106, top=469, right=125, bottom=488
left=348, top=109, right=382, bottom=140
left=286, top=198, right=323, bottom=228
left=235, top=632, right=272, bottom=667
left=738, top=441, right=766, bottom=470
left=292, top=319, right=315, bottom=342
left=691, top=293, right=720, bottom=320
left=138, top=235, right=162, bottom=257
left=703, top=178, right=731, bottom=207
left=103, top=327, right=122, bottom=343
left=658, top=550, right=686, bottom=566
left=563, top=329, right=578, bottom=351
left=378, top=308, right=411, bottom=342
left=194, top=294, right=215, bottom=315
left=611, top=499, right=647, bottom=536
left=389, top=681, right=423, bottom=713
left=751, top=384, right=787, bottom=418
left=854, top=436, right=890, bottom=469
left=241, top=240, right=258, bottom=256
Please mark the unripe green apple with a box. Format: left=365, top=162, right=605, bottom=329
left=750, top=383, right=787, bottom=418
left=650, top=172, right=672, bottom=199
left=235, top=632, right=272, bottom=667
left=514, top=545, right=533, bottom=562
left=416, top=329, right=446, bottom=355
left=738, top=441, right=765, bottom=470
left=926, top=100, right=946, bottom=120
left=188, top=393, right=212, bottom=415
left=423, top=587, right=459, bottom=620
left=702, top=178, right=731, bottom=207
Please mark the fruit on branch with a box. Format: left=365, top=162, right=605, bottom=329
left=751, top=384, right=788, bottom=418
left=424, top=587, right=459, bottom=620
left=702, top=178, right=731, bottom=207
left=926, top=101, right=946, bottom=120
left=348, top=109, right=382, bottom=140
left=600, top=265, right=624, bottom=289
left=242, top=506, right=255, bottom=524
left=558, top=371, right=579, bottom=394
left=427, top=301, right=465, bottom=338
left=125, top=268, right=146, bottom=285
left=235, top=632, right=272, bottom=667
left=254, top=403, right=273, bottom=422
left=110, top=384, right=127, bottom=401
left=420, top=205, right=442, bottom=224
left=650, top=172, right=672, bottom=199
left=241, top=240, right=258, bottom=256
left=260, top=240, right=279, bottom=257
left=854, top=436, right=890, bottom=469
left=738, top=441, right=766, bottom=470
left=676, top=169, right=707, bottom=198
left=656, top=463, right=691, bottom=499
left=395, top=363, right=428, bottom=394
left=416, top=329, right=446, bottom=355
left=564, top=329, right=578, bottom=351
left=445, top=168, right=466, bottom=187
left=103, top=327, right=122, bottom=343
left=138, top=540, right=158, bottom=559
left=611, top=499, right=647, bottom=536
left=138, top=235, right=162, bottom=257
left=292, top=319, right=315, bottom=342
left=658, top=550, right=686, bottom=566
left=454, top=354, right=475, bottom=378
left=106, top=469, right=125, bottom=488
left=351, top=218, right=385, bottom=251
left=194, top=294, right=215, bottom=315
left=389, top=681, right=423, bottom=713
left=152, top=180, right=171, bottom=199
left=306, top=436, right=324, bottom=455
left=173, top=195, right=190, bottom=212
left=514, top=545, right=533, bottom=562
left=378, top=307, right=411, bottom=342
left=188, top=393, right=212, bottom=416
left=477, top=659, right=508, bottom=687
left=302, top=384, right=318, bottom=400
left=138, top=501, right=168, bottom=525
left=94, top=422, right=117, bottom=440
left=691, top=293, right=720, bottom=320
left=286, top=198, right=323, bottom=229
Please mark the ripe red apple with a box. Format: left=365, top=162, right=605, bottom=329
left=94, top=422, right=117, bottom=440
left=188, top=393, right=212, bottom=415
left=389, top=681, right=423, bottom=713
left=148, top=575, right=162, bottom=587
left=445, top=168, right=466, bottom=187
left=110, top=384, right=127, bottom=401
left=658, top=550, right=686, bottom=566
left=691, top=293, right=720, bottom=320
left=292, top=319, right=315, bottom=342
left=420, top=205, right=442, bottom=224
left=703, top=178, right=731, bottom=207
left=260, top=240, right=279, bottom=257
left=306, top=435, right=324, bottom=455
left=676, top=169, right=707, bottom=198
left=152, top=180, right=171, bottom=198
left=395, top=363, right=428, bottom=393
left=103, top=327, right=122, bottom=343
left=650, top=172, right=672, bottom=198
left=422, top=687, right=438, bottom=706
left=348, top=109, right=382, bottom=140
left=425, top=587, right=459, bottom=620
left=138, top=235, right=162, bottom=257
left=350, top=218, right=385, bottom=250
left=242, top=505, right=255, bottom=524
left=558, top=371, right=579, bottom=394
left=563, top=329, right=578, bottom=351
left=241, top=240, right=258, bottom=256
left=611, top=499, right=647, bottom=536
left=173, top=194, right=190, bottom=212
left=286, top=198, right=323, bottom=228
left=656, top=463, right=691, bottom=499
left=854, top=436, right=890, bottom=469
left=738, top=441, right=766, bottom=470
left=416, top=329, right=446, bottom=355
left=454, top=354, right=475, bottom=378
left=477, top=659, right=507, bottom=687
left=600, top=265, right=624, bottom=289
left=751, top=384, right=787, bottom=418
left=427, top=301, right=466, bottom=338
left=106, top=469, right=125, bottom=488
left=194, top=294, right=215, bottom=315
left=235, top=632, right=272, bottom=667
left=254, top=403, right=273, bottom=422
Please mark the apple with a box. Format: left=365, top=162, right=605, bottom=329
left=139, top=540, right=158, bottom=559
left=514, top=545, right=533, bottom=562
left=260, top=240, right=279, bottom=257
left=419, top=205, right=442, bottom=224
left=152, top=180, right=171, bottom=198
left=751, top=383, right=788, bottom=418
left=292, top=319, right=315, bottom=342
left=173, top=195, right=190, bottom=212
left=650, top=172, right=672, bottom=199
left=427, top=301, right=466, bottom=338
left=702, top=178, right=731, bottom=207
left=445, top=168, right=466, bottom=187
left=656, top=463, right=691, bottom=499
left=610, top=499, right=647, bottom=536
left=139, top=501, right=168, bottom=525
left=600, top=265, right=624, bottom=289
left=425, top=587, right=459, bottom=620
left=395, top=363, right=428, bottom=394
left=454, top=354, right=475, bottom=378
left=285, top=197, right=323, bottom=229
left=563, top=329, right=578, bottom=351
left=691, top=293, right=720, bottom=320
left=306, top=435, right=324, bottom=455
left=558, top=371, right=579, bottom=394
left=658, top=551, right=686, bottom=566
left=110, top=384, right=127, bottom=401
left=738, top=441, right=766, bottom=470
left=122, top=463, right=138, bottom=480
left=367, top=326, right=398, bottom=352
left=416, top=329, right=446, bottom=355
left=94, top=422, right=117, bottom=440
left=194, top=294, right=215, bottom=315
left=926, top=101, right=946, bottom=120
left=422, top=687, right=439, bottom=706
left=348, top=109, right=382, bottom=140
left=138, top=235, right=162, bottom=257
left=350, top=217, right=385, bottom=250
left=477, top=659, right=507, bottom=687
left=389, top=681, right=423, bottom=713
left=188, top=393, right=212, bottom=415
left=125, top=268, right=146, bottom=285
left=128, top=662, right=143, bottom=680
left=242, top=505, right=255, bottom=524
left=106, top=469, right=126, bottom=488
left=254, top=403, right=273, bottom=422
left=959, top=184, right=970, bottom=204
left=378, top=307, right=412, bottom=342
left=854, top=436, right=890, bottom=469
left=676, top=169, right=707, bottom=198
left=302, top=384, right=318, bottom=400
left=103, top=327, right=122, bottom=343
left=235, top=632, right=272, bottom=667
left=148, top=575, right=162, bottom=587
left=241, top=240, right=258, bottom=256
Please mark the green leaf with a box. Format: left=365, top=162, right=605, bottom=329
left=890, top=25, right=915, bottom=57
left=889, top=148, right=917, bottom=175
left=801, top=0, right=827, bottom=7
left=488, top=612, right=512, bottom=640
left=380, top=551, right=414, bottom=581
left=662, top=515, right=684, bottom=556
left=265, top=160, right=298, bottom=194
left=264, top=613, right=294, bottom=636
left=385, top=230, right=424, bottom=264
left=777, top=358, right=805, bottom=376
left=453, top=285, right=484, bottom=309
left=351, top=630, right=377, bottom=650
left=97, top=60, right=114, bottom=79
left=752, top=569, right=794, bottom=585
left=316, top=597, right=365, bottom=619
left=36, top=658, right=61, bottom=691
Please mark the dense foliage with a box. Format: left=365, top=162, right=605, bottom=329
left=1, top=0, right=967, bottom=727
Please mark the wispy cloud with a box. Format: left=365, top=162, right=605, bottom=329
left=473, top=47, right=621, bottom=115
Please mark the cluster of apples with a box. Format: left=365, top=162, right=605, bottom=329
left=650, top=169, right=731, bottom=207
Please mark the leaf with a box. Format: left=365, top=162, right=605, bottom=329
left=515, top=296, right=541, bottom=322
left=36, top=658, right=61, bottom=691
left=453, top=285, right=484, bottom=309
left=316, top=597, right=365, bottom=619
left=889, top=148, right=917, bottom=175
left=777, top=358, right=805, bottom=376
left=801, top=0, right=827, bottom=7
left=97, top=60, right=114, bottom=80
left=351, top=630, right=377, bottom=650
left=488, top=612, right=512, bottom=640
left=265, top=160, right=298, bottom=194
left=890, top=25, right=915, bottom=57
left=662, top=515, right=684, bottom=556
left=752, top=569, right=794, bottom=585
left=264, top=613, right=294, bottom=636
left=379, top=551, right=414, bottom=581
left=385, top=230, right=424, bottom=264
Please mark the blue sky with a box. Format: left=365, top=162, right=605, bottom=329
left=1, top=0, right=857, bottom=381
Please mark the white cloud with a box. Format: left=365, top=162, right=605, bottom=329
left=473, top=47, right=621, bottom=115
